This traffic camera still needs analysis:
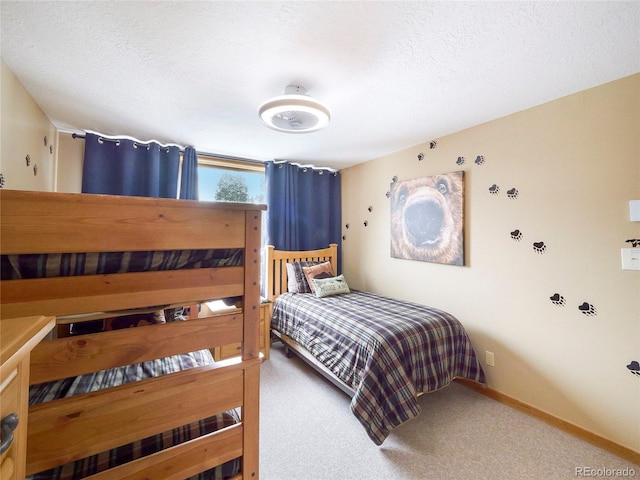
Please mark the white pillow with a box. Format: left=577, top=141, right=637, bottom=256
left=285, top=261, right=319, bottom=293
left=311, top=274, right=351, bottom=298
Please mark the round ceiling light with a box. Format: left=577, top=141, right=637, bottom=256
left=259, top=85, right=330, bottom=134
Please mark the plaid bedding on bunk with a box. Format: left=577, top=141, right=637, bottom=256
left=28, top=349, right=240, bottom=480
left=1, top=248, right=244, bottom=280
left=271, top=290, right=486, bottom=445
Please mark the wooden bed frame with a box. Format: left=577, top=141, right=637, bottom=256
left=265, top=243, right=338, bottom=303
left=0, top=190, right=265, bottom=479
left=264, top=243, right=355, bottom=396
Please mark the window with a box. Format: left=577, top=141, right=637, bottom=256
left=196, top=156, right=265, bottom=204
left=196, top=155, right=268, bottom=305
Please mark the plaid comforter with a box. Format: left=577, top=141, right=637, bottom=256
left=271, top=290, right=486, bottom=445
left=28, top=349, right=240, bottom=480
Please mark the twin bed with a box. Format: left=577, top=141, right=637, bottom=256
left=1, top=189, right=264, bottom=479
left=266, top=243, right=486, bottom=445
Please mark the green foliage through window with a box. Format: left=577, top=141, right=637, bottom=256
left=215, top=173, right=249, bottom=202
left=198, top=166, right=265, bottom=204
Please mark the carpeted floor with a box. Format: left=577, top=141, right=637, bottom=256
left=260, top=343, right=638, bottom=480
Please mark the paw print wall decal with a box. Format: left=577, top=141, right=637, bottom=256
left=456, top=156, right=465, bottom=166
left=578, top=302, right=597, bottom=316
left=533, top=241, right=547, bottom=254
left=368, top=206, right=373, bottom=213
left=387, top=178, right=395, bottom=196
left=478, top=151, right=602, bottom=325
left=429, top=140, right=438, bottom=149
left=417, top=153, right=424, bottom=161
left=627, top=361, right=640, bottom=377
left=25, top=154, right=31, bottom=167
left=0, top=173, right=4, bottom=188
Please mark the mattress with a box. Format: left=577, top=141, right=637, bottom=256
left=27, top=348, right=240, bottom=480
left=271, top=290, right=486, bottom=445
left=1, top=248, right=244, bottom=280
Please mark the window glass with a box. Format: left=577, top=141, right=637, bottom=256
left=197, top=163, right=265, bottom=204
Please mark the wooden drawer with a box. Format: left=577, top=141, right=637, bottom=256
left=215, top=302, right=270, bottom=361
left=1, top=368, right=20, bottom=480
left=218, top=342, right=241, bottom=358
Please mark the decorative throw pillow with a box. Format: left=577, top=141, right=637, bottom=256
left=286, top=261, right=320, bottom=293
left=302, top=261, right=335, bottom=294
left=312, top=274, right=351, bottom=298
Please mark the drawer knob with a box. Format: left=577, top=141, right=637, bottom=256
left=0, top=413, right=18, bottom=455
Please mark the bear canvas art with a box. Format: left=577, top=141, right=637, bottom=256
left=390, top=171, right=464, bottom=265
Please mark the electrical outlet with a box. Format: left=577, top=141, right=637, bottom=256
left=485, top=351, right=495, bottom=367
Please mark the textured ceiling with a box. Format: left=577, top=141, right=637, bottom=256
left=1, top=1, right=639, bottom=170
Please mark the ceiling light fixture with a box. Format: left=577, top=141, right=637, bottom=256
left=258, top=85, right=330, bottom=134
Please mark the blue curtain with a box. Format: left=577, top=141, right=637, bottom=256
left=180, top=147, right=199, bottom=200
left=265, top=161, right=341, bottom=265
left=82, top=132, right=180, bottom=198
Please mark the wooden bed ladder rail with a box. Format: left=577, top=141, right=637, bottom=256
left=240, top=210, right=262, bottom=479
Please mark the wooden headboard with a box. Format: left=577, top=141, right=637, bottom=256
left=265, top=243, right=338, bottom=302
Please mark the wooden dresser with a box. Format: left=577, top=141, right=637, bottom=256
left=1, top=316, right=55, bottom=480
left=212, top=301, right=272, bottom=361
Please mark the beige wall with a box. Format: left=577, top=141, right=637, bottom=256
left=1, top=59, right=57, bottom=191
left=341, top=74, right=640, bottom=452
left=56, top=131, right=84, bottom=193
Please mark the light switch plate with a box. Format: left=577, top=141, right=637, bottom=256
left=630, top=200, right=640, bottom=222
left=621, top=248, right=640, bottom=270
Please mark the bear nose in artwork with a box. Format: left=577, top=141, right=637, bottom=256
left=404, top=197, right=444, bottom=247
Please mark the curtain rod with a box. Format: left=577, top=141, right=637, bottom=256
left=71, top=133, right=266, bottom=166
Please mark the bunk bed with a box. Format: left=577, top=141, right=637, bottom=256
left=266, top=243, right=486, bottom=446
left=0, top=189, right=265, bottom=479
